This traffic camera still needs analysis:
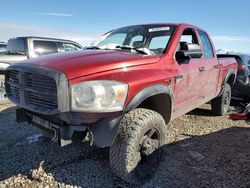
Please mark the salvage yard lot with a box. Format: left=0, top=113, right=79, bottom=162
left=0, top=103, right=250, bottom=188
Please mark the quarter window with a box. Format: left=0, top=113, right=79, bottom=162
left=198, top=31, right=214, bottom=58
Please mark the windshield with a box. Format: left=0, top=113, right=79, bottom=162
left=240, top=55, right=250, bottom=66
left=96, top=24, right=176, bottom=55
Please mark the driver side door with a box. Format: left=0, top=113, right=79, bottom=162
left=173, top=28, right=204, bottom=109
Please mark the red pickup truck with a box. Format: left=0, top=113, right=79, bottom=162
left=5, top=23, right=237, bottom=184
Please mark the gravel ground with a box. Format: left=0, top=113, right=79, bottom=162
left=0, top=103, right=249, bottom=188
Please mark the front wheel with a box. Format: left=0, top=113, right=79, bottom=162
left=109, top=108, right=166, bottom=184
left=211, top=83, right=231, bottom=116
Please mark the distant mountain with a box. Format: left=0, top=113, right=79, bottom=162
left=216, top=49, right=227, bottom=54
left=216, top=49, right=238, bottom=54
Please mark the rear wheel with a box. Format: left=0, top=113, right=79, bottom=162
left=109, top=108, right=166, bottom=184
left=211, top=83, right=231, bottom=116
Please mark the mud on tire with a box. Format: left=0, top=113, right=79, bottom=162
left=211, top=83, right=231, bottom=116
left=109, top=108, right=166, bottom=184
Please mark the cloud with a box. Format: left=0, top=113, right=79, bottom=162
left=36, top=12, right=74, bottom=17
left=212, top=36, right=250, bottom=43
left=0, top=21, right=101, bottom=46
left=211, top=35, right=250, bottom=54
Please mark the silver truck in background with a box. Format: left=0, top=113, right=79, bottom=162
left=0, top=36, right=82, bottom=102
left=0, top=37, right=82, bottom=74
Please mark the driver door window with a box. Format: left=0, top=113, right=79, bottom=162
left=176, top=29, right=199, bottom=52
left=174, top=28, right=204, bottom=108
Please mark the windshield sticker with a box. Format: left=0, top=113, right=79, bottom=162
left=149, top=27, right=170, bottom=32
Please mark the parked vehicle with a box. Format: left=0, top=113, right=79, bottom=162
left=218, top=54, right=250, bottom=108
left=5, top=23, right=237, bottom=184
left=217, top=54, right=250, bottom=87
left=0, top=36, right=82, bottom=74
left=0, top=42, right=7, bottom=53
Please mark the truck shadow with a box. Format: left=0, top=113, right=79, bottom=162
left=0, top=106, right=250, bottom=187
left=187, top=107, right=215, bottom=117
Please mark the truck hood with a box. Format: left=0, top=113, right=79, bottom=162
left=0, top=54, right=27, bottom=64
left=25, top=50, right=161, bottom=80
left=0, top=54, right=28, bottom=71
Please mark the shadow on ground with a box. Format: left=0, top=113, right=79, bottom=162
left=188, top=107, right=216, bottom=117
left=0, top=106, right=250, bottom=187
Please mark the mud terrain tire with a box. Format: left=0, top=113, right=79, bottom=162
left=211, top=83, right=231, bottom=116
left=109, top=108, right=166, bottom=184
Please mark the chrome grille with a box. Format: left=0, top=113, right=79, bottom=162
left=6, top=70, right=58, bottom=112
left=25, top=73, right=58, bottom=109
left=6, top=70, right=20, bottom=102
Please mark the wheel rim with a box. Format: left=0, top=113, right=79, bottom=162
left=135, top=128, right=162, bottom=180
left=246, top=76, right=250, bottom=85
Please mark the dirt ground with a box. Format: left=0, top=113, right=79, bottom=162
left=0, top=103, right=249, bottom=188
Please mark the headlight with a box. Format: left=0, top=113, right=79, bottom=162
left=71, top=80, right=128, bottom=112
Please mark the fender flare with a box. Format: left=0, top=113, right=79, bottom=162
left=223, top=69, right=237, bottom=86
left=125, top=84, right=174, bottom=112
left=218, top=69, right=237, bottom=96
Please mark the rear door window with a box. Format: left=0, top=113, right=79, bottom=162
left=198, top=31, right=214, bottom=58
left=33, top=40, right=59, bottom=56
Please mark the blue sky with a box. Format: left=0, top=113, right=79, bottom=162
left=0, top=0, right=250, bottom=53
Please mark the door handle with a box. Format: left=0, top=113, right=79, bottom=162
left=199, top=66, right=205, bottom=72
left=213, top=65, right=219, bottom=69
left=175, top=75, right=183, bottom=83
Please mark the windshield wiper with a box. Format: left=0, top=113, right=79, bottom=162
left=115, top=45, right=151, bottom=55
left=85, top=46, right=101, bottom=50
left=5, top=50, right=26, bottom=55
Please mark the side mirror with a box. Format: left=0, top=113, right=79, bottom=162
left=176, top=43, right=202, bottom=61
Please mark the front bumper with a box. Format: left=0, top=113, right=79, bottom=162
left=16, top=108, right=123, bottom=147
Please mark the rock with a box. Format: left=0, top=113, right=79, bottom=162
left=188, top=150, right=205, bottom=161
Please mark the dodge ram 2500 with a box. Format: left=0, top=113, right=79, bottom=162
left=5, top=23, right=237, bottom=184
